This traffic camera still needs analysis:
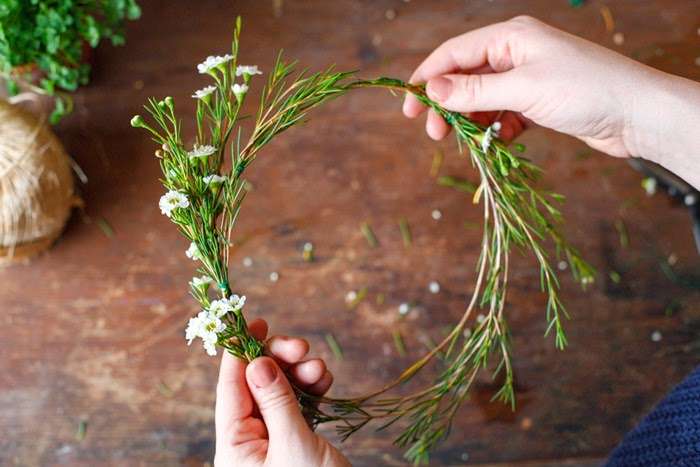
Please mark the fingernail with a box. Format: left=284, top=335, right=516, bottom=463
left=427, top=76, right=452, bottom=102
left=250, top=358, right=277, bottom=388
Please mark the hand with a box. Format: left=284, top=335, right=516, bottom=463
left=403, top=16, right=700, bottom=186
left=214, top=319, right=350, bottom=467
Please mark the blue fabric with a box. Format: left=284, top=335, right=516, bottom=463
left=607, top=367, right=700, bottom=466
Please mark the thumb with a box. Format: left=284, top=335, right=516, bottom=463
left=245, top=356, right=312, bottom=444
left=426, top=71, right=528, bottom=114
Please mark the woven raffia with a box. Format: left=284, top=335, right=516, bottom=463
left=0, top=99, right=74, bottom=264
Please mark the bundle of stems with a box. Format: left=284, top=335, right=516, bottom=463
left=131, top=18, right=594, bottom=465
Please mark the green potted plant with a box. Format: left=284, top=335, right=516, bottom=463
left=0, top=0, right=141, bottom=122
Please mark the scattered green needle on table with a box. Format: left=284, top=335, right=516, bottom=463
left=360, top=221, right=378, bottom=248
left=325, top=333, right=344, bottom=360
left=398, top=217, right=412, bottom=247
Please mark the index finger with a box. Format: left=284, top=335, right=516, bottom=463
left=402, top=21, right=512, bottom=118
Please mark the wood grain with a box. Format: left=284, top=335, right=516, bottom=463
left=1, top=1, right=699, bottom=465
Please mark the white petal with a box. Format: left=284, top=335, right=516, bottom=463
left=185, top=242, right=202, bottom=261
left=159, top=191, right=189, bottom=217
left=232, top=83, right=249, bottom=95
left=192, top=85, right=216, bottom=99
left=203, top=339, right=218, bottom=356
left=203, top=174, right=226, bottom=185
left=188, top=145, right=217, bottom=159
left=235, top=65, right=262, bottom=77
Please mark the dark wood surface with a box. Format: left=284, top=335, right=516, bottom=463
left=2, top=1, right=700, bottom=465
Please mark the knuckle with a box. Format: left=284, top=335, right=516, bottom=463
left=489, top=46, right=514, bottom=71
left=441, top=36, right=459, bottom=51
left=509, top=14, right=538, bottom=26
left=504, top=15, right=543, bottom=49
left=459, top=74, right=483, bottom=103
left=218, top=418, right=267, bottom=453
left=226, top=420, right=247, bottom=446
left=507, top=15, right=540, bottom=38
left=431, top=37, right=458, bottom=65
left=259, top=390, right=295, bottom=412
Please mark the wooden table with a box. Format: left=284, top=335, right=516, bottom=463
left=2, top=1, right=700, bottom=465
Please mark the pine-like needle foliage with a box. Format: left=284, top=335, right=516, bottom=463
left=132, top=18, right=595, bottom=465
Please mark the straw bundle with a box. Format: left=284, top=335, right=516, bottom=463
left=0, top=99, right=74, bottom=264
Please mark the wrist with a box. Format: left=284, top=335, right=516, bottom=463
left=623, top=68, right=700, bottom=187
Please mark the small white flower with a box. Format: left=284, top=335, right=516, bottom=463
left=185, top=242, right=202, bottom=261
left=192, top=85, right=216, bottom=99
left=201, top=316, right=225, bottom=356
left=209, top=298, right=234, bottom=318
left=185, top=311, right=207, bottom=345
left=303, top=242, right=313, bottom=252
left=203, top=174, right=227, bottom=186
left=204, top=314, right=226, bottom=335
left=159, top=190, right=189, bottom=217
left=197, top=55, right=233, bottom=74
left=476, top=313, right=486, bottom=324
left=428, top=281, right=440, bottom=294
left=209, top=295, right=246, bottom=318
left=231, top=83, right=249, bottom=96
left=431, top=209, right=442, bottom=221
left=188, top=145, right=217, bottom=160
left=242, top=257, right=253, bottom=267
left=203, top=337, right=218, bottom=356
left=651, top=330, right=662, bottom=342
left=269, top=271, right=279, bottom=282
left=558, top=261, right=568, bottom=271
left=235, top=65, right=262, bottom=77
left=201, top=313, right=225, bottom=339
left=191, top=275, right=213, bottom=289
left=228, top=294, right=246, bottom=311
left=481, top=121, right=500, bottom=154
left=185, top=309, right=226, bottom=356
left=398, top=303, right=410, bottom=315
left=481, top=129, right=493, bottom=154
